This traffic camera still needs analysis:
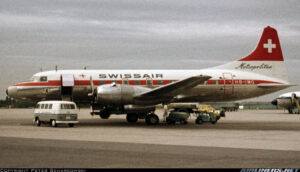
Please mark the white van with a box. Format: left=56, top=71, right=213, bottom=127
left=34, top=101, right=79, bottom=127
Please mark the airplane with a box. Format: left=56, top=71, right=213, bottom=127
left=271, top=91, right=300, bottom=114
left=6, top=26, right=292, bottom=125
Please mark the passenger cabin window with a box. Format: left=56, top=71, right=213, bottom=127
left=41, top=104, right=45, bottom=109
left=49, top=104, right=53, bottom=109
left=157, top=80, right=163, bottom=85
left=40, top=76, right=47, bottom=82
left=45, top=104, right=49, bottom=109
left=147, top=80, right=152, bottom=85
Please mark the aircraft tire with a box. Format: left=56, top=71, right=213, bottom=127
left=146, top=114, right=159, bottom=125
left=68, top=123, right=74, bottom=127
left=126, top=113, right=139, bottom=123
left=99, top=109, right=111, bottom=119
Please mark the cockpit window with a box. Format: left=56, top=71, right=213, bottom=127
left=40, top=76, right=47, bottom=82
left=30, top=75, right=47, bottom=82
left=30, top=76, right=40, bottom=82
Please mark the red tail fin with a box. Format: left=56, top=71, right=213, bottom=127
left=239, top=26, right=283, bottom=61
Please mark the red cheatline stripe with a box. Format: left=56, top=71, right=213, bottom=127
left=13, top=80, right=61, bottom=86
left=12, top=79, right=283, bottom=87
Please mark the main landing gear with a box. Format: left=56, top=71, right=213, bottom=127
left=90, top=104, right=160, bottom=125
left=126, top=113, right=160, bottom=125
left=90, top=106, right=111, bottom=119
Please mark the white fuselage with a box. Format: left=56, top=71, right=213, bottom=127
left=9, top=68, right=289, bottom=104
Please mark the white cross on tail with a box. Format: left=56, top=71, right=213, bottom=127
left=263, top=39, right=276, bottom=53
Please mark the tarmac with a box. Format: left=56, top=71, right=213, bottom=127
left=0, top=108, right=300, bottom=168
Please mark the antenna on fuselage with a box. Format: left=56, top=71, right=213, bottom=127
left=84, top=66, right=87, bottom=70
left=55, top=65, right=58, bottom=72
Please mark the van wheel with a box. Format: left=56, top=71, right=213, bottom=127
left=68, top=123, right=74, bottom=127
left=51, top=120, right=57, bottom=127
left=36, top=118, right=41, bottom=126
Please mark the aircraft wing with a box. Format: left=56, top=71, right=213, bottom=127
left=134, top=75, right=211, bottom=101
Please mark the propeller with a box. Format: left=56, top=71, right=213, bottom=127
left=88, top=75, right=94, bottom=97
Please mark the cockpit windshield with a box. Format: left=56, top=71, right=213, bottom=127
left=30, top=76, right=39, bottom=82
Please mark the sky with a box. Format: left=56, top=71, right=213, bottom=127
left=0, top=0, right=300, bottom=101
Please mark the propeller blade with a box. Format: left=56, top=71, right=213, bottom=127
left=88, top=75, right=94, bottom=97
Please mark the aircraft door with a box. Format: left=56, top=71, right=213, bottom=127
left=61, top=74, right=74, bottom=101
left=223, top=73, right=234, bottom=96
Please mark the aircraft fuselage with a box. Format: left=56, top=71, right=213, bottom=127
left=7, top=69, right=288, bottom=104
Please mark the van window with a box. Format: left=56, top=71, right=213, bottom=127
left=35, top=104, right=40, bottom=109
left=45, top=104, right=49, bottom=109
left=41, top=104, right=45, bottom=109
left=49, top=104, right=53, bottom=109
left=70, top=104, right=75, bottom=109
left=61, top=104, right=75, bottom=109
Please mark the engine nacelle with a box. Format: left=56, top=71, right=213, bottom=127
left=95, top=83, right=152, bottom=106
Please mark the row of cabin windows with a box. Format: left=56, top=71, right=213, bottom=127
left=33, top=77, right=222, bottom=85
left=100, top=80, right=223, bottom=85
left=36, top=104, right=75, bottom=109
left=103, top=80, right=173, bottom=85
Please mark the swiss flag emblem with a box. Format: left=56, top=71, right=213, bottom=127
left=263, top=39, right=276, bottom=53
left=239, top=26, right=283, bottom=61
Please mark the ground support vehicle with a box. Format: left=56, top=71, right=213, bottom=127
left=193, top=111, right=220, bottom=124
left=34, top=101, right=79, bottom=127
left=166, top=111, right=190, bottom=124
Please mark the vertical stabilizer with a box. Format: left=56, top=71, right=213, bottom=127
left=214, top=26, right=288, bottom=82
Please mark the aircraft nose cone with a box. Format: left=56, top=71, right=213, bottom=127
left=7, top=86, right=18, bottom=98
left=271, top=99, right=278, bottom=106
